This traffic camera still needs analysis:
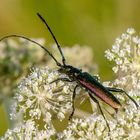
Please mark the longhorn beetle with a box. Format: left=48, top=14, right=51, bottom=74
left=0, top=13, right=138, bottom=131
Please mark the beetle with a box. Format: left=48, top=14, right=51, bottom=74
left=0, top=13, right=138, bottom=131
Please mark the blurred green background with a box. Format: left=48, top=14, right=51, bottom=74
left=0, top=0, right=140, bottom=136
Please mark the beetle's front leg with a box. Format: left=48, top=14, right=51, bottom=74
left=106, top=87, right=138, bottom=108
left=69, top=85, right=79, bottom=120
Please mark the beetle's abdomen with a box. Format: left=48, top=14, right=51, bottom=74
left=79, top=79, right=121, bottom=109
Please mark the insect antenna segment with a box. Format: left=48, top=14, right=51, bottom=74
left=37, top=13, right=66, bottom=66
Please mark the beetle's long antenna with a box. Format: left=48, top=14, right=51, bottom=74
left=0, top=35, right=62, bottom=67
left=37, top=13, right=66, bottom=66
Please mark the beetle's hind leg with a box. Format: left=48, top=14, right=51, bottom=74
left=88, top=93, right=110, bottom=131
left=106, top=87, right=139, bottom=108
left=69, top=85, right=79, bottom=120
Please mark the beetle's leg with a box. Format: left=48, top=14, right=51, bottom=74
left=69, top=85, right=79, bottom=120
left=88, top=93, right=110, bottom=131
left=50, top=78, right=73, bottom=84
left=107, top=87, right=138, bottom=108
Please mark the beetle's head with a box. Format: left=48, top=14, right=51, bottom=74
left=59, top=65, right=82, bottom=76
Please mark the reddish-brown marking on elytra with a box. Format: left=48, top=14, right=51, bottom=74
left=79, top=80, right=121, bottom=109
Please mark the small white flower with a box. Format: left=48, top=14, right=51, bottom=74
left=112, top=66, right=119, bottom=73
left=57, top=112, right=65, bottom=120
left=127, top=28, right=135, bottom=35
left=112, top=44, right=120, bottom=53
left=104, top=50, right=115, bottom=61
left=115, top=58, right=122, bottom=65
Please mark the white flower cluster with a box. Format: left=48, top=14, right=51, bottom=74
left=10, top=67, right=77, bottom=122
left=58, top=114, right=107, bottom=140
left=59, top=104, right=140, bottom=140
left=105, top=28, right=140, bottom=92
left=2, top=106, right=140, bottom=140
left=1, top=119, right=56, bottom=140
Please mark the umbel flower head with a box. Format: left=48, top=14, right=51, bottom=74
left=11, top=67, right=78, bottom=122
left=105, top=28, right=140, bottom=92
